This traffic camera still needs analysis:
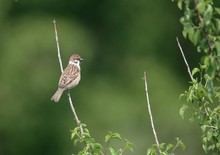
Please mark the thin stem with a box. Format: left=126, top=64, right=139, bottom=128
left=144, top=72, right=161, bottom=154
left=67, top=92, right=84, bottom=134
left=172, top=140, right=181, bottom=153
left=206, top=125, right=218, bottom=130
left=53, top=20, right=64, bottom=72
left=176, top=37, right=194, bottom=81
left=104, top=140, right=111, bottom=155
left=203, top=105, right=209, bottom=116
left=53, top=19, right=84, bottom=135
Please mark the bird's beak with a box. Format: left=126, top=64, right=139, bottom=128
left=80, top=58, right=83, bottom=62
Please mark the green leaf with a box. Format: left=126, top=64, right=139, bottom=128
left=147, top=147, right=156, bottom=155
left=180, top=142, right=186, bottom=150
left=204, top=74, right=211, bottom=80
left=159, top=143, right=166, bottom=149
left=215, top=7, right=220, bottom=15
left=105, top=132, right=122, bottom=142
left=74, top=138, right=80, bottom=146
left=111, top=133, right=122, bottom=140
left=204, top=4, right=213, bottom=26
left=206, top=4, right=213, bottom=15
left=200, top=64, right=206, bottom=69
left=182, top=29, right=187, bottom=38
left=179, top=105, right=188, bottom=119
left=179, top=93, right=186, bottom=99
left=202, top=144, right=208, bottom=153
left=147, top=148, right=152, bottom=155
left=177, top=0, right=183, bottom=10
left=206, top=79, right=214, bottom=98
left=215, top=40, right=220, bottom=55
left=71, top=130, right=77, bottom=140
left=190, top=29, right=201, bottom=46
left=92, top=143, right=103, bottom=152
left=82, top=132, right=91, bottom=138
left=201, top=125, right=207, bottom=132
left=83, top=128, right=90, bottom=134
left=187, top=27, right=195, bottom=44
left=124, top=139, right=134, bottom=152
left=105, top=134, right=111, bottom=142
left=109, top=147, right=119, bottom=155
left=173, top=138, right=185, bottom=150
left=166, top=143, right=174, bottom=151
left=192, top=68, right=200, bottom=76
left=197, top=2, right=206, bottom=14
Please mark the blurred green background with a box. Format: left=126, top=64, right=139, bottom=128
left=0, top=0, right=209, bottom=155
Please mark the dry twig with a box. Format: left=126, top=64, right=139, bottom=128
left=144, top=72, right=161, bottom=154
left=176, top=37, right=194, bottom=81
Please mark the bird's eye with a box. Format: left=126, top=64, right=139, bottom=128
left=74, top=60, right=79, bottom=63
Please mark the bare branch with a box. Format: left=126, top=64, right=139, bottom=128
left=144, top=72, right=161, bottom=154
left=53, top=20, right=64, bottom=72
left=176, top=37, right=194, bottom=81
left=53, top=19, right=84, bottom=135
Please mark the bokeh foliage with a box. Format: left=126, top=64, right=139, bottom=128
left=0, top=0, right=209, bottom=155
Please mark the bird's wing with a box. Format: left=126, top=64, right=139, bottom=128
left=58, top=65, right=79, bottom=88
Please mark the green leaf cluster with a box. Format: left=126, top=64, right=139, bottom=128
left=177, top=0, right=220, bottom=58
left=179, top=65, right=220, bottom=153
left=71, top=126, right=133, bottom=155
left=175, top=0, right=220, bottom=79
left=174, top=0, right=220, bottom=154
left=71, top=124, right=103, bottom=155
left=201, top=106, right=220, bottom=154
left=104, top=131, right=133, bottom=155
left=147, top=138, right=185, bottom=155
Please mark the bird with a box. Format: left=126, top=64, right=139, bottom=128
left=51, top=54, right=83, bottom=102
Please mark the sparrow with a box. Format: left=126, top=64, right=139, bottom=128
left=51, top=54, right=83, bottom=102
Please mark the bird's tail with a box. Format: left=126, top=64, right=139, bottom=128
left=51, top=88, right=64, bottom=102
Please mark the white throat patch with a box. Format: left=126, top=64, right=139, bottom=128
left=69, top=60, right=80, bottom=69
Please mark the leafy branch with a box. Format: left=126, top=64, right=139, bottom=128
left=70, top=125, right=133, bottom=155
left=174, top=0, right=220, bottom=153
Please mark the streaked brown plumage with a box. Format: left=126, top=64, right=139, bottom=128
left=51, top=54, right=83, bottom=102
